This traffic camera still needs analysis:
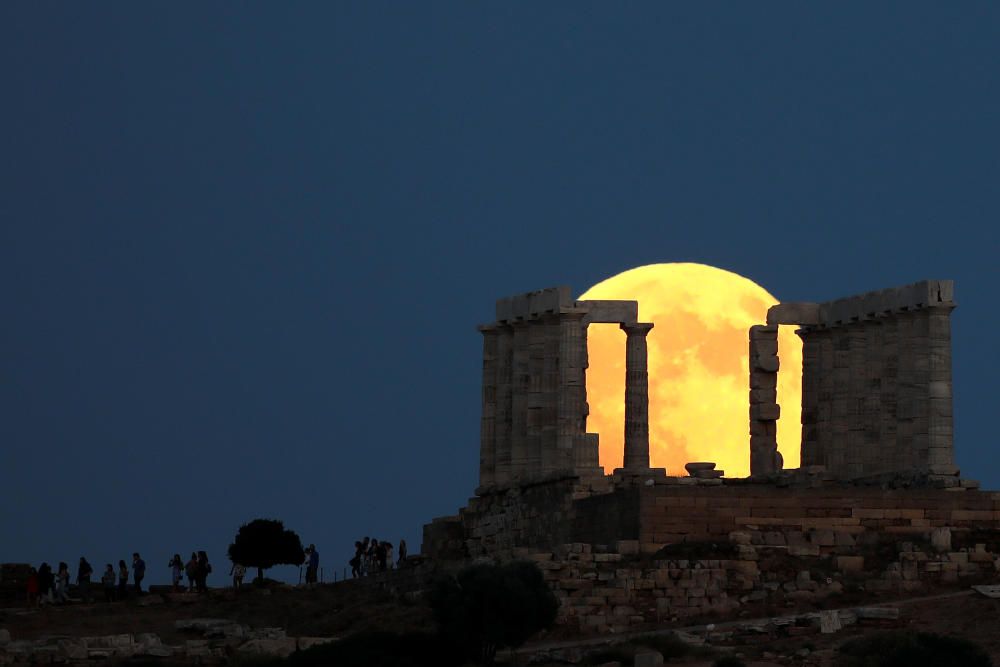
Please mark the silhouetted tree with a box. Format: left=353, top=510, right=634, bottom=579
left=428, top=560, right=558, bottom=664
left=227, top=519, right=305, bottom=582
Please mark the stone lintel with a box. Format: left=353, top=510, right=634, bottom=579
left=767, top=302, right=821, bottom=326
left=576, top=300, right=638, bottom=325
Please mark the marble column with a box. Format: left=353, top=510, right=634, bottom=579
left=477, top=325, right=499, bottom=487
left=493, top=325, right=514, bottom=485
left=557, top=311, right=588, bottom=473
left=925, top=303, right=956, bottom=473
left=621, top=322, right=654, bottom=470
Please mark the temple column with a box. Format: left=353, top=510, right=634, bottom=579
left=621, top=322, right=654, bottom=470
left=493, top=325, right=514, bottom=485
left=477, top=325, right=499, bottom=487
left=557, top=310, right=588, bottom=473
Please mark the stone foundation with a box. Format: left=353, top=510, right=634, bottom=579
left=423, top=476, right=1000, bottom=634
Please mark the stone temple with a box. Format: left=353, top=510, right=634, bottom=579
left=423, top=279, right=1000, bottom=634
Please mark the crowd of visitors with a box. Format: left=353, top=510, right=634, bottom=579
left=22, top=535, right=407, bottom=604
left=349, top=537, right=406, bottom=578
left=24, top=551, right=206, bottom=606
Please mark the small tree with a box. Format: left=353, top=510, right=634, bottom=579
left=227, top=519, right=305, bottom=582
left=428, top=560, right=558, bottom=664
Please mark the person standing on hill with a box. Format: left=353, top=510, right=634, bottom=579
left=102, top=565, right=116, bottom=602
left=117, top=560, right=128, bottom=599
left=196, top=551, right=211, bottom=593
left=77, top=557, right=93, bottom=602
left=185, top=553, right=198, bottom=592
left=54, top=562, right=69, bottom=604
left=398, top=539, right=407, bottom=566
left=305, top=544, right=319, bottom=584
left=26, top=567, right=39, bottom=607
left=168, top=554, right=184, bottom=591
left=38, top=563, right=54, bottom=605
left=132, top=553, right=146, bottom=595
left=384, top=542, right=393, bottom=570
left=230, top=562, right=246, bottom=592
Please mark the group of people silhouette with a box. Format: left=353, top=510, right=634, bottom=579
left=350, top=537, right=406, bottom=578
left=24, top=551, right=212, bottom=606
left=22, top=536, right=403, bottom=604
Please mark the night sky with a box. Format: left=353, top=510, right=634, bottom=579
left=2, top=3, right=998, bottom=583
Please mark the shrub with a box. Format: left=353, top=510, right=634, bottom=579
left=227, top=519, right=305, bottom=582
left=837, top=630, right=991, bottom=667
left=428, top=560, right=559, bottom=664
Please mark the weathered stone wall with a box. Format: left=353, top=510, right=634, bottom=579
left=524, top=526, right=1000, bottom=634
left=766, top=280, right=956, bottom=479
left=424, top=476, right=1000, bottom=562
left=636, top=484, right=997, bottom=553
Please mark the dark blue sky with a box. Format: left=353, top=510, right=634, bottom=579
left=2, top=3, right=998, bottom=582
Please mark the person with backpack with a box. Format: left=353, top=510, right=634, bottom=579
left=132, top=553, right=146, bottom=595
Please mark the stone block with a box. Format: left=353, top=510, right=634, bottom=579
left=749, top=324, right=778, bottom=340
left=750, top=403, right=780, bottom=421
left=752, top=355, right=780, bottom=373
left=634, top=650, right=664, bottom=667
left=931, top=527, right=951, bottom=552
left=238, top=638, right=298, bottom=658
left=768, top=302, right=821, bottom=326
left=836, top=556, right=864, bottom=573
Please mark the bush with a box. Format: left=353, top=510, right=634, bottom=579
left=227, top=519, right=305, bottom=582
left=837, top=630, right=991, bottom=667
left=428, top=560, right=559, bottom=664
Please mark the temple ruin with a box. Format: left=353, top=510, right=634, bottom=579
left=422, top=278, right=998, bottom=635
left=477, top=287, right=661, bottom=489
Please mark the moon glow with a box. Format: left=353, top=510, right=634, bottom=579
left=579, top=263, right=802, bottom=477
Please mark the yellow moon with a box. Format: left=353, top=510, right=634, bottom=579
left=579, top=263, right=801, bottom=477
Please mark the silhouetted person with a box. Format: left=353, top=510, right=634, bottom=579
left=117, top=560, right=128, bottom=599
left=350, top=541, right=363, bottom=578
left=168, top=554, right=184, bottom=592
left=398, top=539, right=407, bottom=566
left=376, top=540, right=387, bottom=572
left=26, top=567, right=39, bottom=607
left=102, top=564, right=116, bottom=602
left=185, top=552, right=198, bottom=592
left=132, top=553, right=146, bottom=595
left=361, top=537, right=370, bottom=575
left=54, top=562, right=69, bottom=603
left=230, top=562, right=246, bottom=591
left=384, top=541, right=393, bottom=569
left=37, top=563, right=54, bottom=605
left=77, top=557, right=93, bottom=602
left=305, top=544, right=319, bottom=584
left=196, top=551, right=211, bottom=593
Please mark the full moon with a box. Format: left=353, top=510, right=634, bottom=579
left=579, top=263, right=801, bottom=477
